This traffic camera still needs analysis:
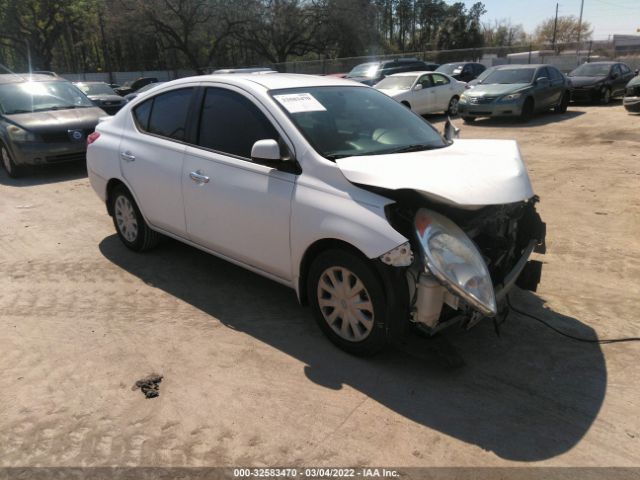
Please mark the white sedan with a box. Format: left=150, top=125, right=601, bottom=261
left=375, top=71, right=467, bottom=115
left=87, top=73, right=545, bottom=355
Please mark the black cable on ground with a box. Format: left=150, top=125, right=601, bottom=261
left=506, top=295, right=640, bottom=344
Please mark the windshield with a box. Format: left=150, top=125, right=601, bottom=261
left=346, top=63, right=380, bottom=78
left=76, top=82, right=116, bottom=96
left=0, top=81, right=94, bottom=114
left=436, top=64, right=463, bottom=75
left=271, top=86, right=446, bottom=160
left=569, top=63, right=611, bottom=77
left=481, top=68, right=536, bottom=85
left=375, top=75, right=416, bottom=90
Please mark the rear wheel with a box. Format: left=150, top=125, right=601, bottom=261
left=110, top=185, right=160, bottom=252
left=447, top=96, right=460, bottom=116
left=308, top=249, right=388, bottom=355
left=519, top=97, right=534, bottom=122
left=555, top=92, right=569, bottom=113
left=1, top=144, right=25, bottom=178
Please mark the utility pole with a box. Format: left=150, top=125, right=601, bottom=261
left=552, top=3, right=559, bottom=51
left=576, top=0, right=585, bottom=63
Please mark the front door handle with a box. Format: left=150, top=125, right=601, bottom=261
left=120, top=151, right=136, bottom=162
left=189, top=170, right=210, bottom=184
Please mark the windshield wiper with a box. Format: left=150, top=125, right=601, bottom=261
left=382, top=144, right=441, bottom=154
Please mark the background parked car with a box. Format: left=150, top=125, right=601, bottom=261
left=74, top=81, right=126, bottom=115
left=375, top=71, right=467, bottom=115
left=345, top=58, right=433, bottom=86
left=457, top=64, right=569, bottom=123
left=123, top=82, right=166, bottom=102
left=623, top=74, right=640, bottom=113
left=114, top=77, right=158, bottom=96
left=436, top=62, right=486, bottom=83
left=568, top=61, right=634, bottom=104
left=0, top=74, right=105, bottom=177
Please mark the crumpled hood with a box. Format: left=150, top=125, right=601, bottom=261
left=467, top=83, right=529, bottom=97
left=5, top=107, right=105, bottom=133
left=568, top=76, right=605, bottom=87
left=336, top=139, right=534, bottom=208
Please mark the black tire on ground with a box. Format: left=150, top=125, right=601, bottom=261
left=1, top=144, right=26, bottom=178
left=109, top=185, right=160, bottom=252
left=307, top=249, right=388, bottom=356
left=462, top=116, right=475, bottom=124
left=519, top=97, right=534, bottom=122
left=555, top=92, right=569, bottom=113
left=447, top=96, right=460, bottom=116
left=601, top=88, right=611, bottom=105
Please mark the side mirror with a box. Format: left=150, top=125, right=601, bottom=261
left=251, top=139, right=281, bottom=162
left=413, top=84, right=423, bottom=91
left=443, top=116, right=460, bottom=142
left=535, top=77, right=549, bottom=86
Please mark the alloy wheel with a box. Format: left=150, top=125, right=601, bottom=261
left=316, top=266, right=375, bottom=342
left=448, top=97, right=459, bottom=115
left=114, top=195, right=139, bottom=242
left=1, top=147, right=12, bottom=174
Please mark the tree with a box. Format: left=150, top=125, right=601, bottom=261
left=534, top=15, right=592, bottom=46
left=483, top=19, right=527, bottom=47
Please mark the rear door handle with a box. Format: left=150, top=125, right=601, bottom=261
left=189, top=170, right=210, bottom=184
left=120, top=151, right=136, bottom=162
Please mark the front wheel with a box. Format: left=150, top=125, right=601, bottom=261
left=601, top=88, right=611, bottom=105
left=110, top=185, right=160, bottom=252
left=447, top=96, right=460, bottom=116
left=1, top=144, right=26, bottom=178
left=555, top=92, right=569, bottom=113
left=519, top=97, right=534, bottom=122
left=308, top=250, right=388, bottom=355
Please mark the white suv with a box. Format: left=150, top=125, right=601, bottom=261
left=87, top=73, right=546, bottom=355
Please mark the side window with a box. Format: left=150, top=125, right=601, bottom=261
left=612, top=64, right=622, bottom=77
left=418, top=74, right=432, bottom=88
left=620, top=64, right=631, bottom=74
left=430, top=73, right=450, bottom=86
left=537, top=67, right=550, bottom=80
left=147, top=88, right=193, bottom=141
left=548, top=67, right=563, bottom=81
left=475, top=64, right=486, bottom=75
left=197, top=87, right=279, bottom=159
left=133, top=98, right=152, bottom=131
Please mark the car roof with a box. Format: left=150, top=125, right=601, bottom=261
left=0, top=73, right=67, bottom=84
left=387, top=71, right=437, bottom=77
left=578, top=61, right=616, bottom=66
left=170, top=73, right=367, bottom=91
left=492, top=64, right=550, bottom=69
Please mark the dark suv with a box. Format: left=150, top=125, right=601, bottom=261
left=345, top=59, right=433, bottom=86
left=436, top=62, right=486, bottom=83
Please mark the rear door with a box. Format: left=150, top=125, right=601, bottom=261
left=119, top=86, right=196, bottom=236
left=612, top=64, right=626, bottom=96
left=181, top=86, right=296, bottom=280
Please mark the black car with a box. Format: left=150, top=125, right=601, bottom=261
left=0, top=74, right=105, bottom=177
left=436, top=62, right=486, bottom=83
left=345, top=59, right=433, bottom=86
left=568, top=61, right=634, bottom=104
left=623, top=74, right=640, bottom=113
left=74, top=82, right=126, bottom=115
left=114, top=77, right=159, bottom=96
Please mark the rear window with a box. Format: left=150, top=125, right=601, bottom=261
left=133, top=88, right=193, bottom=141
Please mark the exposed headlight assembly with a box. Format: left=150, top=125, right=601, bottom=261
left=7, top=125, right=37, bottom=142
left=414, top=208, right=497, bottom=317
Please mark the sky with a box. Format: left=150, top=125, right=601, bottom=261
left=461, top=0, right=640, bottom=40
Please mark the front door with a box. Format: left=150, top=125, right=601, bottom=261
left=182, top=86, right=295, bottom=280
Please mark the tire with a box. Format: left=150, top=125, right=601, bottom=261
left=462, top=116, right=475, bottom=124
left=401, top=101, right=411, bottom=109
left=519, top=97, right=534, bottom=122
left=110, top=185, right=160, bottom=252
left=601, top=88, right=611, bottom=105
left=555, top=92, right=569, bottom=113
left=307, top=249, right=388, bottom=356
left=1, top=144, right=26, bottom=178
left=447, top=96, right=460, bottom=116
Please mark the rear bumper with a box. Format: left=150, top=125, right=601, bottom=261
left=9, top=140, right=86, bottom=166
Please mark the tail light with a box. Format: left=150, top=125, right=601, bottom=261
left=87, top=131, right=100, bottom=145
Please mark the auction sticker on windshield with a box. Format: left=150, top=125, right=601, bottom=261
left=273, top=93, right=327, bottom=113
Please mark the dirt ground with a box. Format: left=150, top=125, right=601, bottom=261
left=1, top=102, right=639, bottom=471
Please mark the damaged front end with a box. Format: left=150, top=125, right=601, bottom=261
left=382, top=197, right=546, bottom=334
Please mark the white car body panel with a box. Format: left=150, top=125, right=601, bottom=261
left=336, top=139, right=534, bottom=208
